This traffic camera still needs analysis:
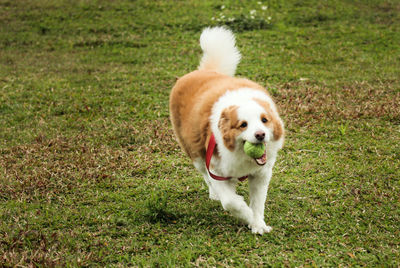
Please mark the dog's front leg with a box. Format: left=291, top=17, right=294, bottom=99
left=193, top=159, right=220, bottom=201
left=248, top=168, right=273, bottom=234
left=211, top=179, right=254, bottom=225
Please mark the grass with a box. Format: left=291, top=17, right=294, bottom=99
left=0, top=0, right=399, bottom=266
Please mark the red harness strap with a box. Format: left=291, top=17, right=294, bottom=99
left=205, top=134, right=248, bottom=182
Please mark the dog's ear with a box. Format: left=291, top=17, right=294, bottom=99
left=254, top=98, right=284, bottom=141
left=218, top=106, right=239, bottom=151
left=272, top=118, right=284, bottom=141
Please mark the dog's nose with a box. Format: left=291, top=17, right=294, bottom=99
left=255, top=131, right=265, bottom=141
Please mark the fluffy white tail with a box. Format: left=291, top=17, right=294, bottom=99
left=198, top=26, right=241, bottom=77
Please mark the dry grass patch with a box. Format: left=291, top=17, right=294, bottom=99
left=275, top=81, right=400, bottom=126
left=1, top=135, right=133, bottom=201
left=0, top=117, right=181, bottom=200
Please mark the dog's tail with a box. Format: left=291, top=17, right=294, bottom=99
left=198, top=26, right=241, bottom=77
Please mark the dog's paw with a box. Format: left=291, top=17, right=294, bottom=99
left=249, top=220, right=272, bottom=235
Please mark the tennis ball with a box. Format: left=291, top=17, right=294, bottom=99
left=243, top=141, right=265, bottom=158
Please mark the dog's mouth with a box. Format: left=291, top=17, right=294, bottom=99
left=254, top=152, right=267, bottom=166
left=242, top=140, right=267, bottom=166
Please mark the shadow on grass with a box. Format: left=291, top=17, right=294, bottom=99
left=144, top=188, right=180, bottom=224
left=143, top=187, right=247, bottom=235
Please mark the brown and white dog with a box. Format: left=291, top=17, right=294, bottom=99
left=169, top=27, right=284, bottom=234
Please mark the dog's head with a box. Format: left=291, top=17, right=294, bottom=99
left=214, top=90, right=284, bottom=165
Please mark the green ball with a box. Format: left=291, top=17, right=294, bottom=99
left=243, top=141, right=265, bottom=158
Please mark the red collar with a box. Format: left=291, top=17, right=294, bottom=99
left=205, top=133, right=248, bottom=182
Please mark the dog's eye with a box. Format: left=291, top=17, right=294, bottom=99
left=261, top=117, right=268, bottom=123
left=239, top=122, right=247, bottom=128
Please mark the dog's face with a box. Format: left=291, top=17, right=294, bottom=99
left=218, top=98, right=283, bottom=164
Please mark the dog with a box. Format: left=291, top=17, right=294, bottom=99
left=169, top=26, right=284, bottom=234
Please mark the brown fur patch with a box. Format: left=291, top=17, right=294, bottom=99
left=170, top=70, right=267, bottom=160
left=218, top=105, right=245, bottom=151
left=254, top=99, right=284, bottom=141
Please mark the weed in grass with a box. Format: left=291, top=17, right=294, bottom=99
left=211, top=2, right=273, bottom=32
left=338, top=122, right=349, bottom=136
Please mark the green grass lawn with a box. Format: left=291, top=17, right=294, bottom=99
left=1, top=0, right=399, bottom=266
